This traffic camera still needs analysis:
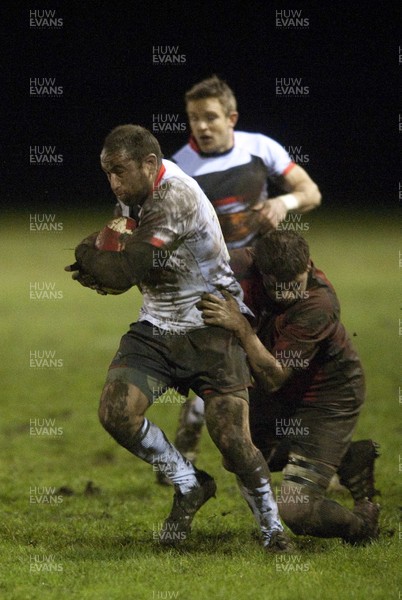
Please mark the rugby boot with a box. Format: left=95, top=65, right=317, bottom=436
left=338, top=440, right=380, bottom=502
left=159, top=470, right=216, bottom=545
left=342, top=498, right=380, bottom=545
left=264, top=530, right=296, bottom=553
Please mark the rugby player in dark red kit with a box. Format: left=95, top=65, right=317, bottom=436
left=199, top=230, right=380, bottom=544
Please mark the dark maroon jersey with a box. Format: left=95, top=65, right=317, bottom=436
left=229, top=248, right=365, bottom=406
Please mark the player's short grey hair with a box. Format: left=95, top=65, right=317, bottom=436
left=101, top=125, right=163, bottom=165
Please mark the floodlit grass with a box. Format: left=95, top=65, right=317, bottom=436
left=0, top=207, right=400, bottom=600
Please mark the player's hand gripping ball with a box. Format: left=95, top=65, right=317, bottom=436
left=93, top=216, right=137, bottom=294
left=66, top=217, right=137, bottom=295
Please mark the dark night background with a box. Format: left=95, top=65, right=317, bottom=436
left=3, top=1, right=400, bottom=213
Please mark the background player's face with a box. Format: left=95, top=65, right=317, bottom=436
left=100, top=151, right=154, bottom=206
left=261, top=271, right=309, bottom=307
left=186, top=98, right=238, bottom=154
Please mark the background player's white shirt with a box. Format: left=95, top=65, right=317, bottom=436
left=173, top=131, right=292, bottom=184
left=172, top=132, right=294, bottom=248
left=130, top=160, right=250, bottom=332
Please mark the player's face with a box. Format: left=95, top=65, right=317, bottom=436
left=186, top=98, right=238, bottom=154
left=261, top=271, right=309, bottom=307
left=100, top=152, right=153, bottom=206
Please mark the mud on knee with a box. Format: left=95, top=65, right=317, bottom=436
left=98, top=380, right=131, bottom=435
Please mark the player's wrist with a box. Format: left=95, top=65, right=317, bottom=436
left=234, top=316, right=254, bottom=342
left=280, top=194, right=300, bottom=211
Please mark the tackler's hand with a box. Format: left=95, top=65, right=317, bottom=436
left=197, top=290, right=244, bottom=332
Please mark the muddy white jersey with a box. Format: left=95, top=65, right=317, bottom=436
left=127, top=159, right=250, bottom=331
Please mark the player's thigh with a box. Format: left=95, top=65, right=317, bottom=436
left=183, top=325, right=251, bottom=398
left=100, top=321, right=175, bottom=419
left=287, top=404, right=360, bottom=469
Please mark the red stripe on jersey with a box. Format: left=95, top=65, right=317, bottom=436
left=149, top=237, right=165, bottom=247
left=282, top=162, right=296, bottom=175
left=214, top=195, right=244, bottom=207
left=153, top=164, right=166, bottom=190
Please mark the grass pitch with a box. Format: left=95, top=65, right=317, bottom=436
left=0, top=207, right=400, bottom=600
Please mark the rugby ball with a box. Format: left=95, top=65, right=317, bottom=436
left=95, top=216, right=137, bottom=251
left=94, top=216, right=137, bottom=295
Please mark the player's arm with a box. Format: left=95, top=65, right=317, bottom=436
left=198, top=291, right=292, bottom=392
left=273, top=163, right=321, bottom=213
left=71, top=180, right=195, bottom=291
left=257, top=164, right=322, bottom=229
left=73, top=233, right=156, bottom=290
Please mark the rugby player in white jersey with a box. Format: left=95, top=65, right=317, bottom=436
left=66, top=124, right=293, bottom=552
